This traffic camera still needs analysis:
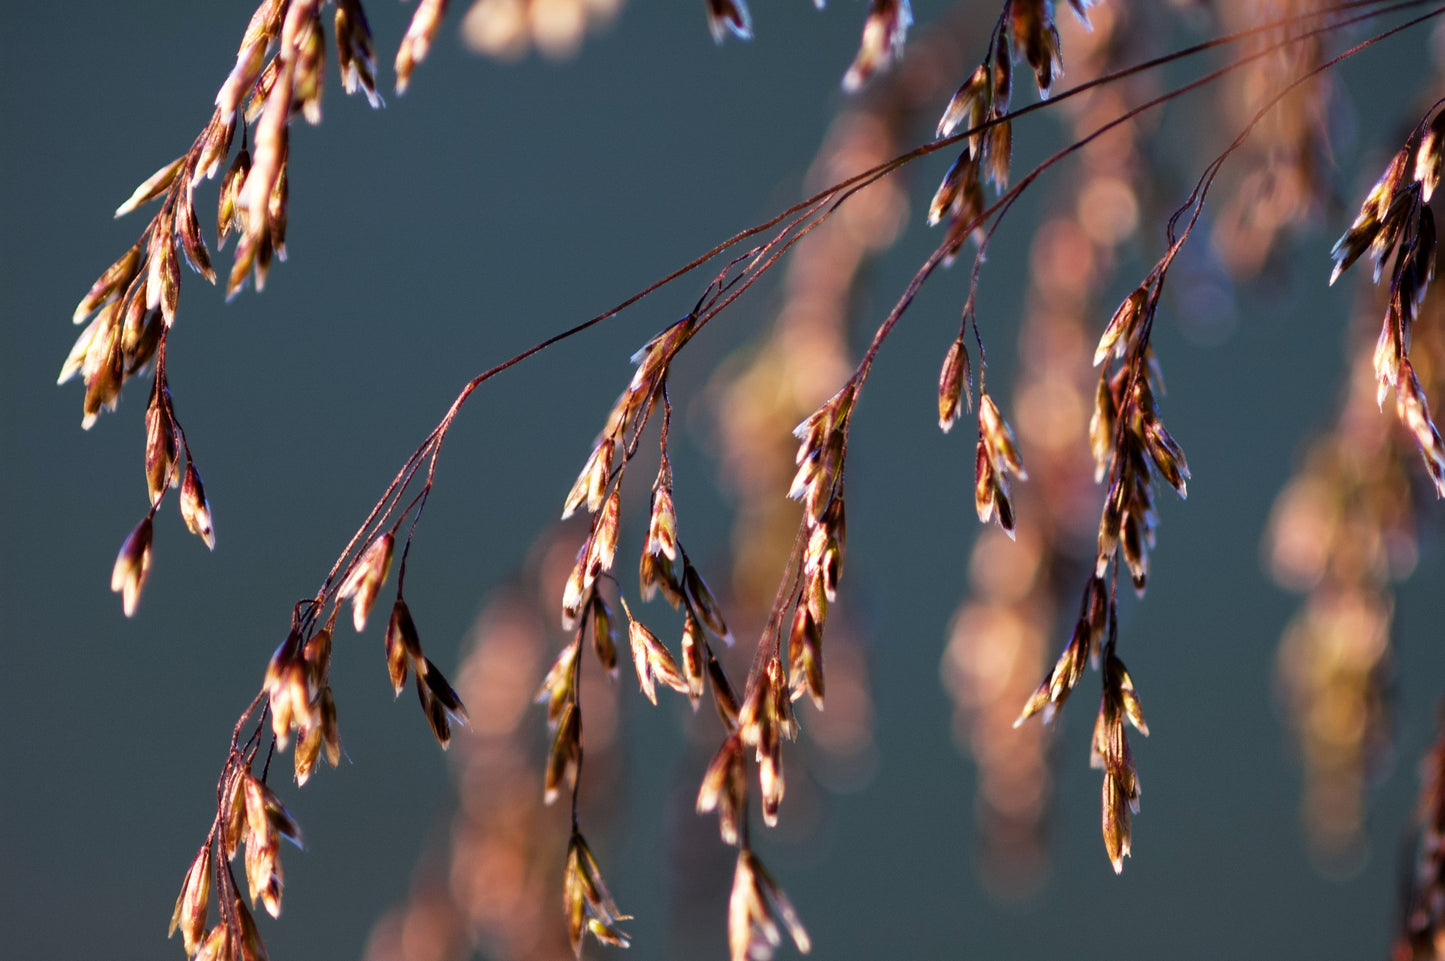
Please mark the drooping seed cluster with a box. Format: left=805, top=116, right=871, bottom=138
left=973, top=391, right=1030, bottom=538
left=364, top=569, right=620, bottom=961
left=168, top=761, right=305, bottom=961
left=1090, top=634, right=1148, bottom=872
left=168, top=490, right=470, bottom=961
left=563, top=833, right=632, bottom=953
left=785, top=385, right=852, bottom=712
left=708, top=41, right=979, bottom=899
left=941, top=3, right=1155, bottom=892
left=925, top=0, right=1171, bottom=876
left=928, top=0, right=1096, bottom=258
left=338, top=532, right=472, bottom=745
left=1089, top=284, right=1190, bottom=591
left=537, top=303, right=827, bottom=959
left=263, top=622, right=342, bottom=785
left=1331, top=105, right=1445, bottom=495
left=1007, top=270, right=1190, bottom=869
left=64, top=0, right=470, bottom=620
left=727, top=848, right=812, bottom=961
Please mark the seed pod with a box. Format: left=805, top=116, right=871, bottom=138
left=217, top=33, right=268, bottom=121
left=337, top=532, right=394, bottom=631
left=788, top=605, right=824, bottom=710
left=420, top=659, right=469, bottom=732
left=115, top=156, right=184, bottom=219
left=728, top=849, right=811, bottom=961
left=683, top=560, right=731, bottom=644
left=222, top=770, right=248, bottom=860
left=74, top=243, right=142, bottom=324
left=292, top=9, right=325, bottom=125
left=193, top=115, right=236, bottom=185
left=394, top=0, right=445, bottom=94
left=589, top=596, right=618, bottom=676
left=110, top=516, right=153, bottom=618
left=535, top=642, right=578, bottom=730
left=264, top=631, right=309, bottom=749
left=218, top=148, right=251, bottom=247
left=990, top=27, right=1012, bottom=111
left=227, top=231, right=258, bottom=300
left=979, top=392, right=1027, bottom=479
left=561, top=438, right=613, bottom=519
left=176, top=184, right=215, bottom=282
left=168, top=844, right=212, bottom=956
left=936, top=64, right=989, bottom=141
left=267, top=163, right=289, bottom=260
left=561, top=542, right=592, bottom=629
left=414, top=663, right=465, bottom=748
left=335, top=0, right=381, bottom=107
left=1095, top=287, right=1147, bottom=366
left=294, top=720, right=323, bottom=786
left=146, top=213, right=181, bottom=325
left=937, top=336, right=971, bottom=431
left=144, top=393, right=179, bottom=505
left=646, top=484, right=679, bottom=561
left=179, top=462, right=216, bottom=550
left=384, top=599, right=422, bottom=695
left=319, top=687, right=342, bottom=767
left=982, top=118, right=1012, bottom=191
left=59, top=311, right=107, bottom=386
left=759, top=738, right=784, bottom=826
left=709, top=656, right=741, bottom=731
left=544, top=702, right=579, bottom=805
left=697, top=734, right=747, bottom=845
left=564, top=834, right=630, bottom=956
left=973, top=432, right=993, bottom=511
left=628, top=619, right=687, bottom=705
left=234, top=895, right=267, bottom=961
left=589, top=489, right=621, bottom=573
left=1142, top=417, right=1190, bottom=498
left=681, top=614, right=706, bottom=706
left=1015, top=618, right=1091, bottom=727
left=638, top=546, right=684, bottom=607
left=193, top=925, right=230, bottom=961
left=928, top=152, right=972, bottom=227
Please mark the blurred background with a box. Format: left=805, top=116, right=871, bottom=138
left=4, top=1, right=1445, bottom=959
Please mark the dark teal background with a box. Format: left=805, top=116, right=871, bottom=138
left=3, top=2, right=1444, bottom=959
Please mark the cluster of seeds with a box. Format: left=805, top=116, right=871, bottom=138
left=169, top=511, right=469, bottom=961
left=263, top=621, right=342, bottom=785
left=65, top=0, right=457, bottom=620
left=563, top=833, right=632, bottom=954
left=1331, top=106, right=1445, bottom=495
left=929, top=0, right=1096, bottom=259
left=1089, top=284, right=1190, bottom=591
left=537, top=304, right=825, bottom=959
left=1006, top=270, right=1190, bottom=867
left=168, top=764, right=304, bottom=961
